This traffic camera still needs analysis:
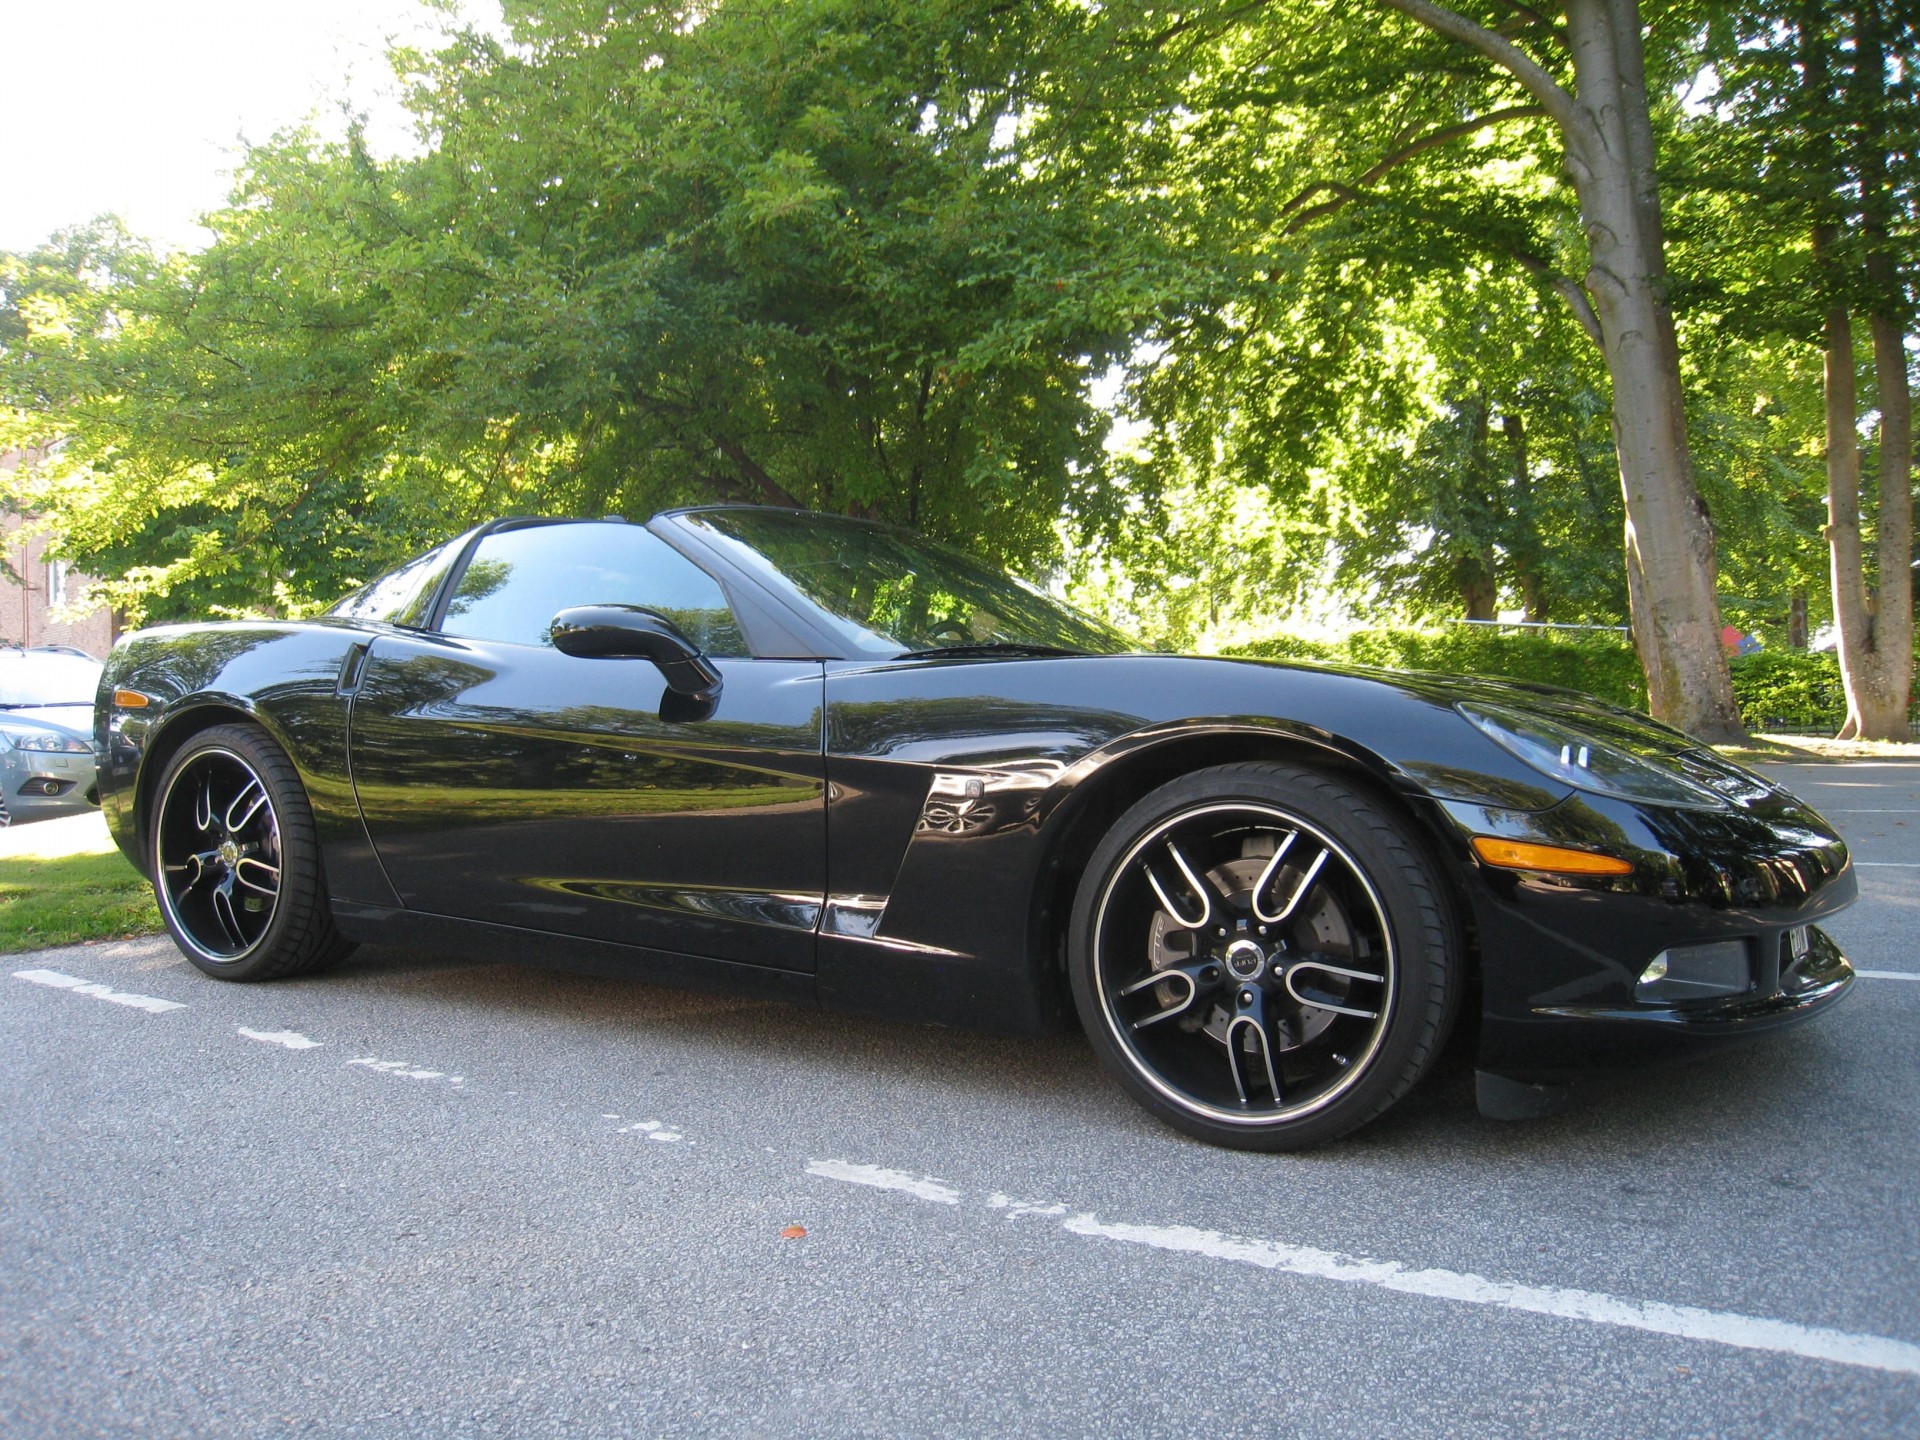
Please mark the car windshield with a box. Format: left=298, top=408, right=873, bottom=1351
left=0, top=649, right=103, bottom=707
left=682, top=509, right=1138, bottom=659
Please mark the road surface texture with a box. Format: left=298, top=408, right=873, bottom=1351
left=3, top=760, right=1916, bottom=1437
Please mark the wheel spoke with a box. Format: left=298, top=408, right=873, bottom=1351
left=1252, top=845, right=1329, bottom=926
left=225, top=779, right=269, bottom=835
left=1142, top=839, right=1215, bottom=929
left=1283, top=957, right=1385, bottom=1021
left=193, top=778, right=216, bottom=832
left=209, top=874, right=248, bottom=951
left=1224, top=988, right=1283, bottom=1106
left=1117, top=958, right=1225, bottom=1030
left=1247, top=830, right=1299, bottom=920
left=234, top=856, right=280, bottom=898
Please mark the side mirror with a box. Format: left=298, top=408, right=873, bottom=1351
left=550, top=605, right=723, bottom=701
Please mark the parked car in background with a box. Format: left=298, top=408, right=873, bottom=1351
left=0, top=646, right=102, bottom=825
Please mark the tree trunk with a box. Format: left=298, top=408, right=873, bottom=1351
left=1820, top=302, right=1877, bottom=740
left=1861, top=310, right=1914, bottom=739
left=1502, top=412, right=1549, bottom=621
left=1379, top=0, right=1745, bottom=738
left=1835, top=0, right=1915, bottom=740
left=1561, top=0, right=1745, bottom=740
left=1458, top=557, right=1499, bottom=620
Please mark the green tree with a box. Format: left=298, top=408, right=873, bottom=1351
left=1676, top=1, right=1917, bottom=738
left=3, top=0, right=1138, bottom=621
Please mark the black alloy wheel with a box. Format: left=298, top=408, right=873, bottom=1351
left=150, top=723, right=354, bottom=981
left=1069, top=762, right=1460, bottom=1151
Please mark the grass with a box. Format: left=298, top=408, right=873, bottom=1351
left=0, top=825, right=161, bottom=955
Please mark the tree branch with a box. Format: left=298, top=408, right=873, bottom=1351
left=1373, top=0, right=1586, bottom=140
left=1508, top=249, right=1604, bottom=345
left=1280, top=106, right=1546, bottom=233
left=711, top=433, right=801, bottom=508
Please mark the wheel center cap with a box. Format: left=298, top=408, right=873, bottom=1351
left=217, top=840, right=241, bottom=867
left=1223, top=938, right=1268, bottom=982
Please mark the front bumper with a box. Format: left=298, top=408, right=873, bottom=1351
left=1437, top=787, right=1859, bottom=1083
left=1, top=748, right=101, bottom=826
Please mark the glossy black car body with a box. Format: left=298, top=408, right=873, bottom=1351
left=96, top=508, right=1856, bottom=1144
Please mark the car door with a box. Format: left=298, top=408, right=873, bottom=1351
left=346, top=520, right=826, bottom=972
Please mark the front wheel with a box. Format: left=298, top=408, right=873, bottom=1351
left=1068, top=762, right=1460, bottom=1151
left=149, top=723, right=354, bottom=981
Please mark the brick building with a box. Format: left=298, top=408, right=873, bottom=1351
left=2, top=450, right=118, bottom=658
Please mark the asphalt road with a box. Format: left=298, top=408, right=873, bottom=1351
left=3, top=759, right=1917, bottom=1438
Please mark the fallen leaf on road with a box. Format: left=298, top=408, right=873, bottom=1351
left=780, top=1224, right=807, bottom=1239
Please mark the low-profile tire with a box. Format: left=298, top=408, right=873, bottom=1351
left=1068, top=761, right=1460, bottom=1151
left=148, top=723, right=355, bottom=981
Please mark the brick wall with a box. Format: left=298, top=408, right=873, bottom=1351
left=2, top=452, right=119, bottom=658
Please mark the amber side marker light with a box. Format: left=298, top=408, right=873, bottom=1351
left=112, top=689, right=151, bottom=709
left=1470, top=836, right=1634, bottom=877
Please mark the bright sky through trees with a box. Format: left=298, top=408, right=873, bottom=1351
left=0, top=0, right=495, bottom=253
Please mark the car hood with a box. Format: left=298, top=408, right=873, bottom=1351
left=0, top=706, right=95, bottom=740
left=1228, top=656, right=1696, bottom=754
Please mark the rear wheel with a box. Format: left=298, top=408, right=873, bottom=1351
left=150, top=723, right=354, bottom=981
left=1068, top=762, right=1459, bottom=1151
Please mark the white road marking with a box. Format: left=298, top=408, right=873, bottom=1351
left=825, top=1167, right=1920, bottom=1377
left=807, top=1159, right=961, bottom=1205
left=1056, top=1213, right=1920, bottom=1378
left=237, top=1027, right=322, bottom=1050
left=987, top=1192, right=1069, bottom=1219
left=614, top=1118, right=683, bottom=1142
left=1859, top=970, right=1920, bottom=983
left=12, top=969, right=185, bottom=1014
left=346, top=1057, right=464, bottom=1085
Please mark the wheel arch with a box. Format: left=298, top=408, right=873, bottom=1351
left=127, top=698, right=286, bottom=875
left=1024, top=724, right=1477, bottom=1022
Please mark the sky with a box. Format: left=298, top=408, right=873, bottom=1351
left=0, top=1, right=497, bottom=254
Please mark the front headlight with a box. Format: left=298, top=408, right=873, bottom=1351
left=1458, top=703, right=1725, bottom=810
left=6, top=730, right=93, bottom=754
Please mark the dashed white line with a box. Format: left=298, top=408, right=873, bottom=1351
left=1859, top=970, right=1920, bottom=983
left=814, top=1166, right=1920, bottom=1377
left=12, top=968, right=185, bottom=1014
left=346, top=1057, right=464, bottom=1085
left=806, top=1159, right=961, bottom=1204
left=237, top=1027, right=322, bottom=1050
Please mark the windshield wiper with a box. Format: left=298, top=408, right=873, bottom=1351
left=894, top=642, right=1088, bottom=660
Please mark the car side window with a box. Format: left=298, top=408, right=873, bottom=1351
left=437, top=523, right=750, bottom=656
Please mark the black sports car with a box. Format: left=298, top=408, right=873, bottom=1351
left=94, top=508, right=1856, bottom=1149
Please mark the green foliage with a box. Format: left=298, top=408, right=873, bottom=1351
left=1726, top=650, right=1850, bottom=734
left=1231, top=625, right=1648, bottom=709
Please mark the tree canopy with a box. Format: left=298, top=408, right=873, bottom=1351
left=1, top=0, right=1913, bottom=736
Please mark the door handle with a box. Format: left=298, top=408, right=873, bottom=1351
left=336, top=641, right=373, bottom=697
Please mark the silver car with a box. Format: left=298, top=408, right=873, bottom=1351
left=0, top=647, right=102, bottom=826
